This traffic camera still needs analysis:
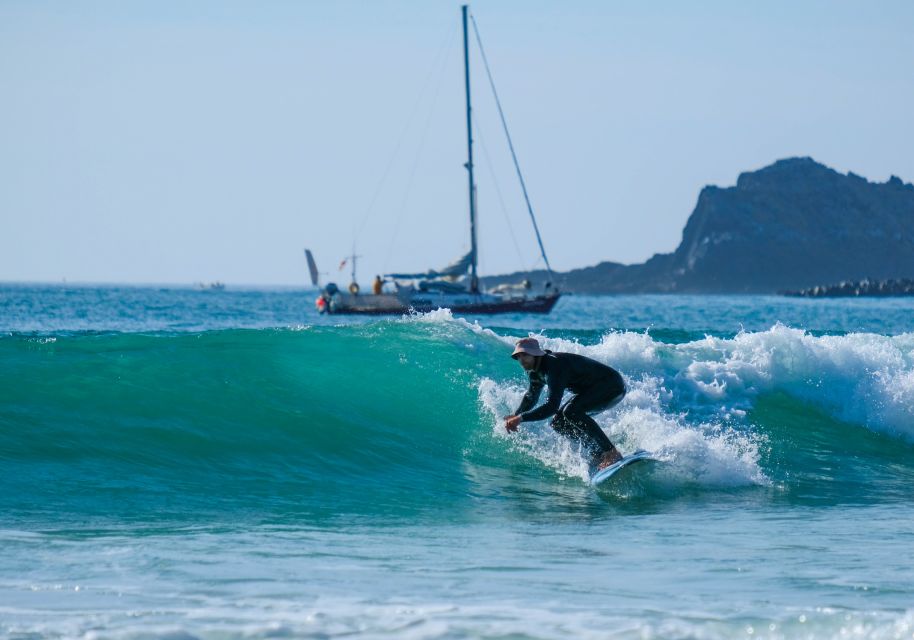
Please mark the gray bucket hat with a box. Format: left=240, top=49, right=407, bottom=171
left=511, top=337, right=546, bottom=359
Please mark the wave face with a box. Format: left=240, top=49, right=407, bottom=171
left=3, top=313, right=914, bottom=525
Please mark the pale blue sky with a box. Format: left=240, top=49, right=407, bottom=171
left=2, top=1, right=912, bottom=285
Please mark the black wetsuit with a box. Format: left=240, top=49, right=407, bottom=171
left=515, top=350, right=626, bottom=463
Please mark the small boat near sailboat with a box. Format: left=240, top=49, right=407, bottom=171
left=312, top=5, right=560, bottom=315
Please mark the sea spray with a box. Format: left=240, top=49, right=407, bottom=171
left=489, top=323, right=914, bottom=437
left=478, top=366, right=768, bottom=489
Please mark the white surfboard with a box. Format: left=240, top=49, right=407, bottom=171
left=590, top=450, right=656, bottom=486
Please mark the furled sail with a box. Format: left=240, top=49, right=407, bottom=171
left=385, top=250, right=473, bottom=280
left=304, top=249, right=320, bottom=286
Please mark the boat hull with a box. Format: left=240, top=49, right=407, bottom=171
left=322, top=291, right=561, bottom=315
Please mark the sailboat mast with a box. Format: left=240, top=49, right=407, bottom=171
left=462, top=5, right=479, bottom=293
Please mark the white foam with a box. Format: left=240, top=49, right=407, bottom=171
left=477, top=324, right=914, bottom=486
left=478, top=370, right=767, bottom=488
left=402, top=307, right=458, bottom=324
left=412, top=312, right=914, bottom=444
left=669, top=324, right=914, bottom=437
left=16, top=600, right=914, bottom=640
left=399, top=307, right=507, bottom=343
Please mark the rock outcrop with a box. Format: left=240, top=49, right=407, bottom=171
left=783, top=278, right=914, bottom=298
left=485, top=158, right=914, bottom=293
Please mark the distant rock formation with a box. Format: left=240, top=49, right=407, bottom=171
left=783, top=278, right=914, bottom=298
left=484, top=158, right=914, bottom=293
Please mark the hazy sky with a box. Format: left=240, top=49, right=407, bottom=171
left=2, top=1, right=913, bottom=285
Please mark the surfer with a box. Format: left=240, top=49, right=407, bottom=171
left=504, top=337, right=625, bottom=470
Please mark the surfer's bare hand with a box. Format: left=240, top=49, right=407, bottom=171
left=504, top=415, right=521, bottom=432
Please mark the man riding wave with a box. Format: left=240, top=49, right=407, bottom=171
left=504, top=337, right=625, bottom=470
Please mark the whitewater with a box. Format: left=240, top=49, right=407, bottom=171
left=2, top=284, right=914, bottom=639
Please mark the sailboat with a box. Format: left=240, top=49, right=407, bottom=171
left=314, top=5, right=560, bottom=315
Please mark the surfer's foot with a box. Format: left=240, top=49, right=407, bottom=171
left=596, top=449, right=623, bottom=470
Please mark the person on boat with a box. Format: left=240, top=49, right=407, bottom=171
left=319, top=283, right=341, bottom=314
left=504, top=337, right=625, bottom=470
left=373, top=275, right=383, bottom=295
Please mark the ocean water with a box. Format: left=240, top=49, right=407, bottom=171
left=3, top=283, right=914, bottom=639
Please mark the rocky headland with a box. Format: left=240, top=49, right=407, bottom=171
left=485, top=157, right=914, bottom=294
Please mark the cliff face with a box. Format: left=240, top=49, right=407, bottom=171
left=499, top=158, right=914, bottom=294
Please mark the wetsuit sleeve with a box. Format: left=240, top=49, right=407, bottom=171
left=514, top=371, right=545, bottom=415
left=519, top=376, right=564, bottom=423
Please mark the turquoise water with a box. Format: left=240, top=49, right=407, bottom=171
left=2, top=284, right=914, bottom=639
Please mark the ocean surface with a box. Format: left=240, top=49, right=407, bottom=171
left=3, top=283, right=914, bottom=639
